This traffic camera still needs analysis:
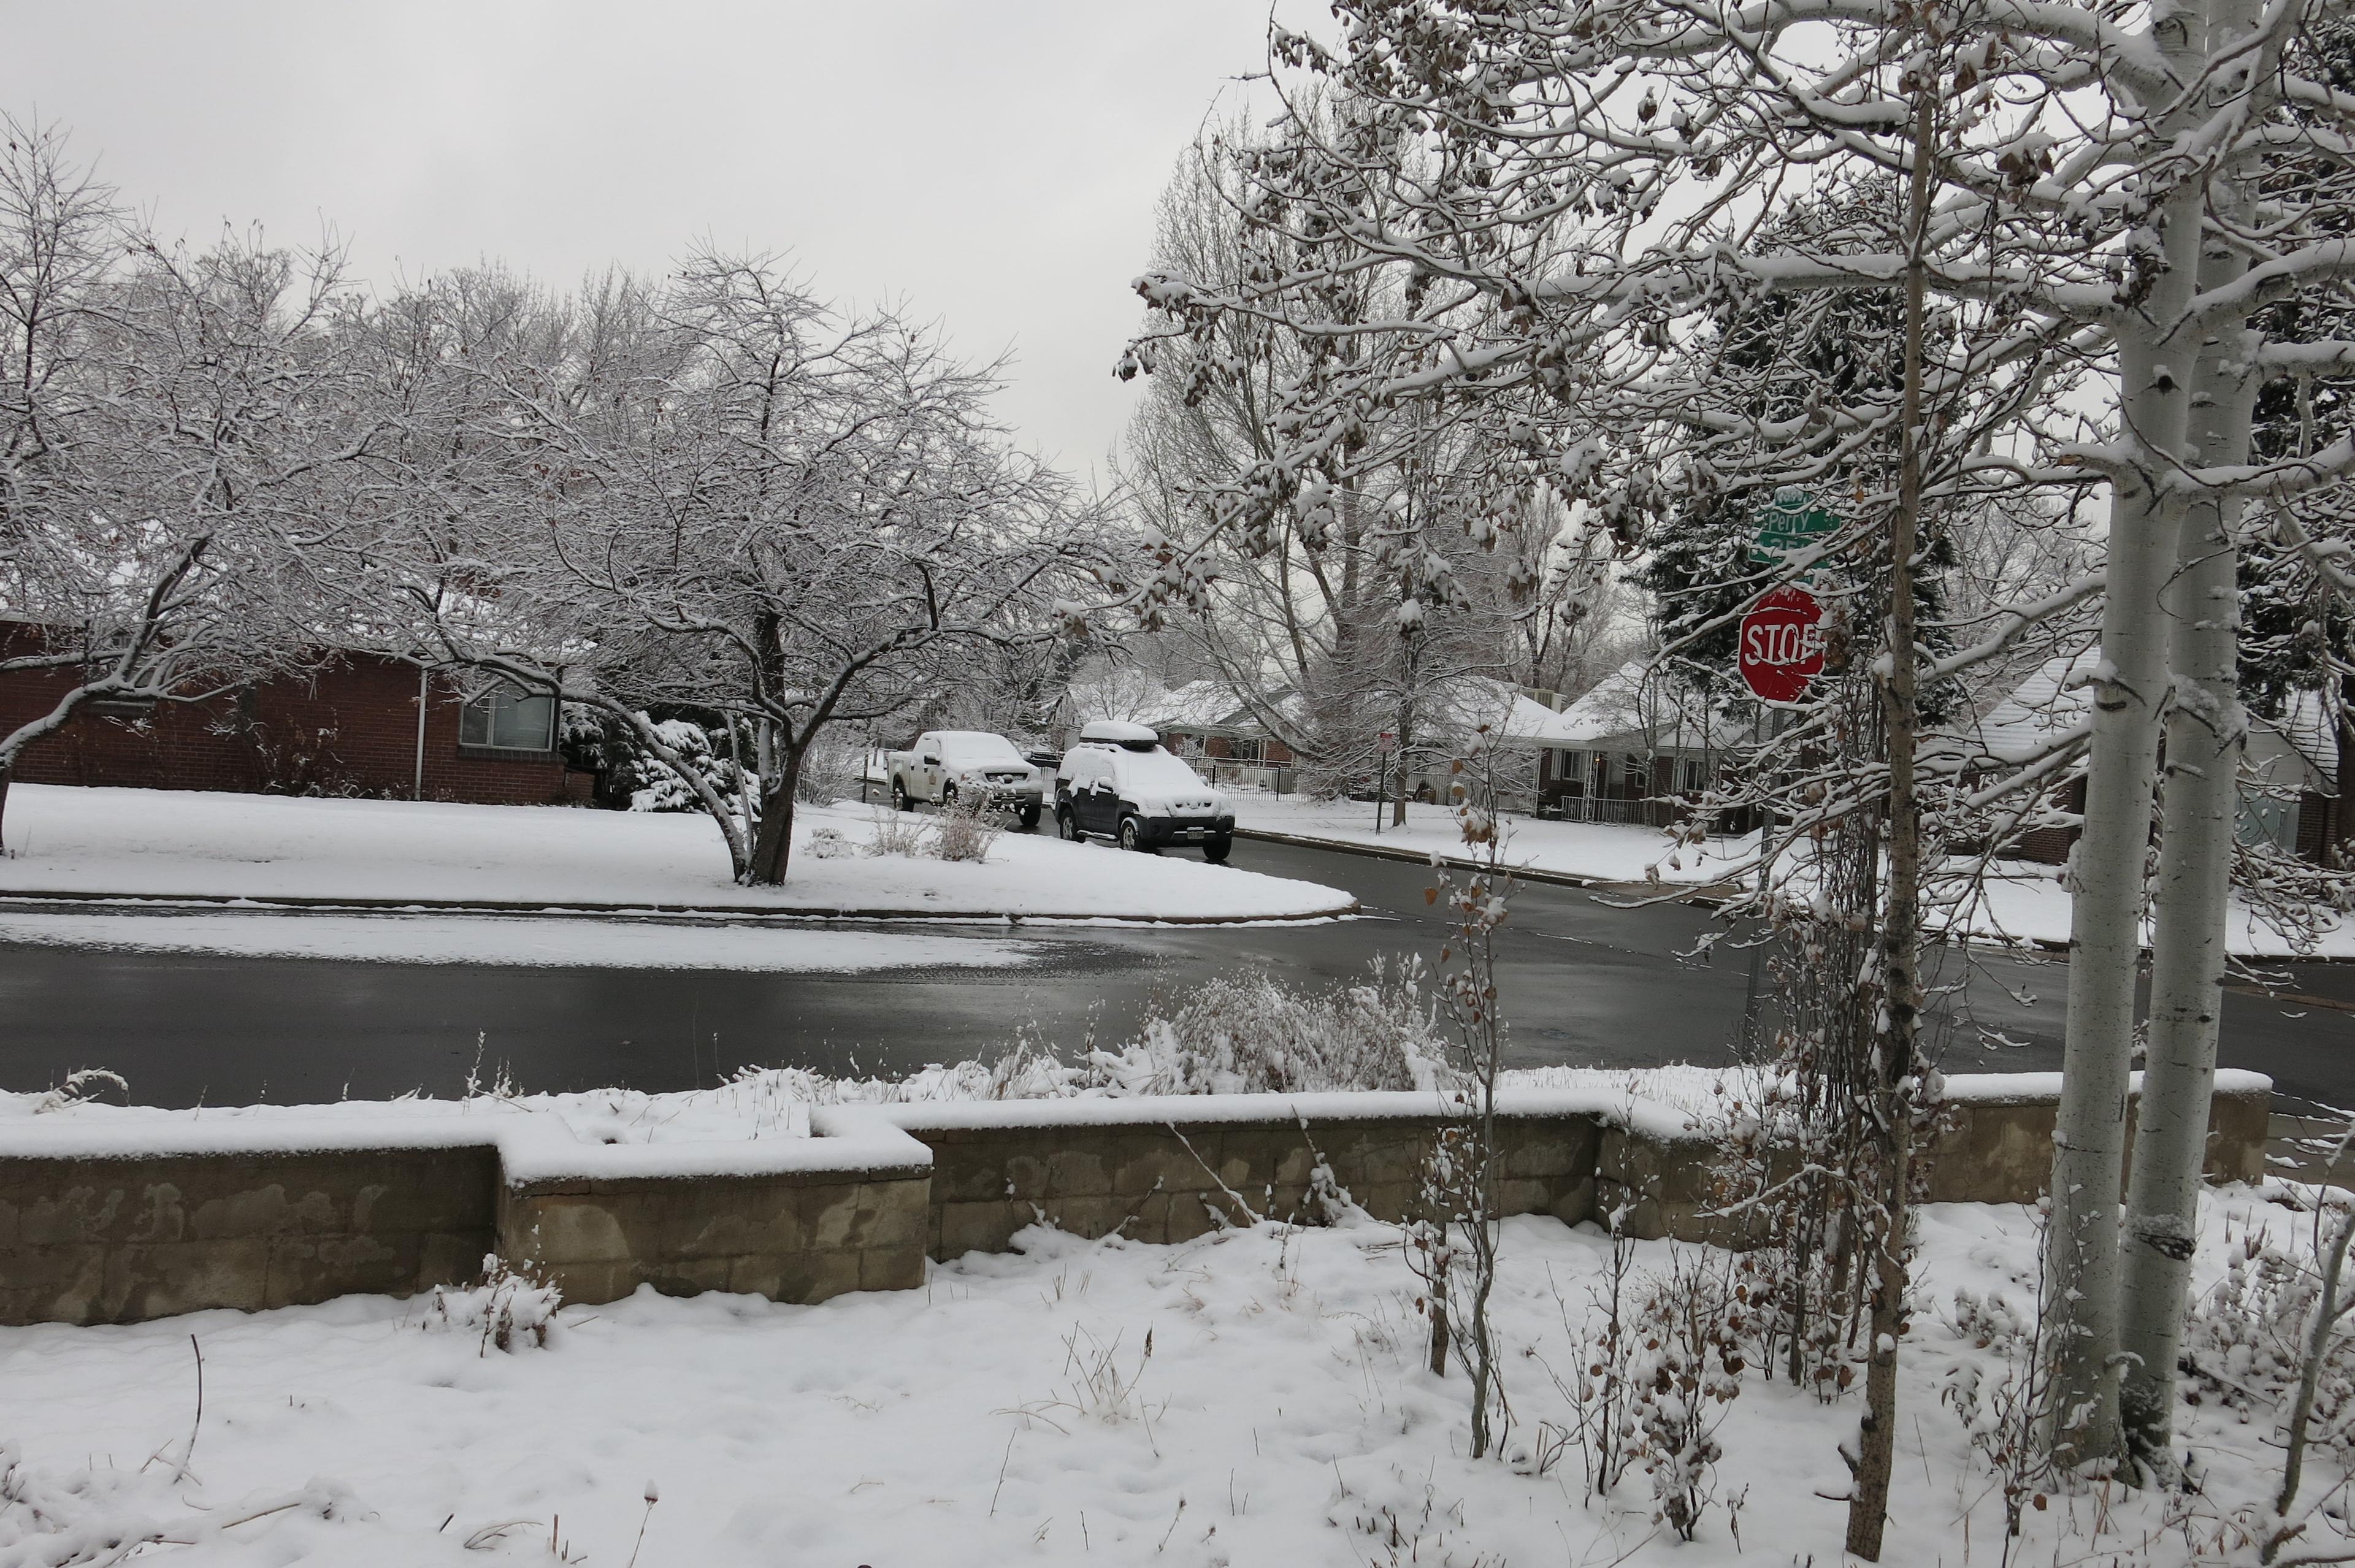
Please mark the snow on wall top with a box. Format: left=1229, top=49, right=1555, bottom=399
left=0, top=1068, right=2274, bottom=1172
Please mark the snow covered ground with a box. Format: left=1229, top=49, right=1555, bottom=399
left=0, top=785, right=1353, bottom=924
left=0, top=1185, right=2324, bottom=1567
left=1237, top=792, right=2355, bottom=958
left=1236, top=794, right=1748, bottom=887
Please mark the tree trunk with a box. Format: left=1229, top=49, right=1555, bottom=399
left=745, top=758, right=802, bottom=886
left=2119, top=40, right=2259, bottom=1465
left=2044, top=0, right=2211, bottom=1464
left=1845, top=76, right=1934, bottom=1562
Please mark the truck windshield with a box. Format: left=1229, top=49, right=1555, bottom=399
left=936, top=732, right=1025, bottom=767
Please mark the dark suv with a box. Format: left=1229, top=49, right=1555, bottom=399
left=1054, top=722, right=1236, bottom=861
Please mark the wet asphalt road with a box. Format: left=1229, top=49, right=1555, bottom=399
left=1, top=835, right=2351, bottom=1111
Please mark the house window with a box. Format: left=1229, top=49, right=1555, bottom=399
left=460, top=683, right=557, bottom=752
left=1227, top=736, right=1264, bottom=763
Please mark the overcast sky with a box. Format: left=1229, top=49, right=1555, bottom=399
left=0, top=2, right=1299, bottom=488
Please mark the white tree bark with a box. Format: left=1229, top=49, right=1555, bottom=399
left=2043, top=0, right=2214, bottom=1465
left=2119, top=0, right=2262, bottom=1460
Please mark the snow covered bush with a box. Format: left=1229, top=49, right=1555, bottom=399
left=806, top=827, right=854, bottom=860
left=791, top=741, right=864, bottom=806
left=931, top=790, right=1001, bottom=863
left=1078, top=959, right=1444, bottom=1096
left=610, top=717, right=748, bottom=815
left=1940, top=1285, right=2054, bottom=1543
left=2181, top=1212, right=2355, bottom=1444
left=1628, top=1253, right=1748, bottom=1542
left=423, top=1255, right=561, bottom=1355
left=868, top=807, right=928, bottom=859
left=31, top=1068, right=127, bottom=1114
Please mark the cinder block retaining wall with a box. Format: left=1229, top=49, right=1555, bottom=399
left=0, top=1074, right=2275, bottom=1326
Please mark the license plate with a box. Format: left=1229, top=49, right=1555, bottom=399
left=1182, top=828, right=1204, bottom=839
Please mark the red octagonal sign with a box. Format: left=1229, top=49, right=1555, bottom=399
left=1738, top=584, right=1826, bottom=704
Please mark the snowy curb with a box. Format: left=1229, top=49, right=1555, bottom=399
left=0, top=887, right=1358, bottom=927
left=1231, top=826, right=1738, bottom=898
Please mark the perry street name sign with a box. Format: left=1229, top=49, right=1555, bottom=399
left=1750, top=486, right=1840, bottom=568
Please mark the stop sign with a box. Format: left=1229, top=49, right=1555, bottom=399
left=1737, top=585, right=1826, bottom=703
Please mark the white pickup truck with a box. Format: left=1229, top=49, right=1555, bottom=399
left=886, top=730, right=1046, bottom=830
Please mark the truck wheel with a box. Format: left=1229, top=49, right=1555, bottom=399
left=1119, top=816, right=1155, bottom=854
left=1019, top=803, right=1041, bottom=832
left=941, top=782, right=957, bottom=809
left=1202, top=835, right=1232, bottom=865
left=892, top=782, right=913, bottom=813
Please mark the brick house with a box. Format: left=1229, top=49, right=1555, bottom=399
left=1968, top=649, right=2338, bottom=865
left=1130, top=681, right=1298, bottom=768
left=0, top=620, right=589, bottom=806
left=1526, top=662, right=1756, bottom=826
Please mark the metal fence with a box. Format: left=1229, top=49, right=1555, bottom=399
left=1537, top=794, right=1667, bottom=827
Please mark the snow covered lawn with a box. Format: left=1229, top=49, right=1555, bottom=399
left=1238, top=793, right=2355, bottom=957
left=1236, top=793, right=1748, bottom=886
left=0, top=786, right=1353, bottom=924
left=0, top=1188, right=2322, bottom=1567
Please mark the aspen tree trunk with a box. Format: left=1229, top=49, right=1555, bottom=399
left=2119, top=0, right=2261, bottom=1464
left=2044, top=0, right=2213, bottom=1467
left=1845, top=69, right=1935, bottom=1563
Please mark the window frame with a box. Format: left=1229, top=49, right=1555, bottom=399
left=458, top=681, right=559, bottom=755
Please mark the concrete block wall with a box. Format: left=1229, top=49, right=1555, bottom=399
left=499, top=1169, right=929, bottom=1307
left=0, top=1076, right=2278, bottom=1327
left=919, top=1115, right=1596, bottom=1258
left=0, top=1145, right=499, bottom=1327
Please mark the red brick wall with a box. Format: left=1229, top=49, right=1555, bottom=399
left=0, top=629, right=575, bottom=807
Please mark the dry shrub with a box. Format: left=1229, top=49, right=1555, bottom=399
left=868, top=806, right=929, bottom=858
left=1080, top=958, right=1445, bottom=1095
left=932, top=789, right=1002, bottom=862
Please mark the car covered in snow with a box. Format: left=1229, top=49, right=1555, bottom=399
left=1054, top=721, right=1236, bottom=860
left=887, top=730, right=1045, bottom=830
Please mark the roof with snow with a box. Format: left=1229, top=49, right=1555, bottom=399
left=1535, top=661, right=1752, bottom=752
left=1130, top=679, right=1244, bottom=733
left=1967, top=646, right=2338, bottom=785
left=1966, top=649, right=2101, bottom=764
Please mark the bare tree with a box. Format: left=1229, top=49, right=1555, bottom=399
left=0, top=118, right=372, bottom=845
left=380, top=250, right=1102, bottom=884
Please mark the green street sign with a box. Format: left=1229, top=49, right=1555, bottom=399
left=1750, top=486, right=1840, bottom=567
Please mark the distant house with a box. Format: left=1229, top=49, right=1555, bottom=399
left=0, top=620, right=592, bottom=806
left=1964, top=648, right=2339, bottom=863
left=1091, top=679, right=1301, bottom=787
left=1523, top=662, right=1755, bottom=827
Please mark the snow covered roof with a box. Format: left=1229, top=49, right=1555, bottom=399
left=1130, top=679, right=1243, bottom=733
left=1967, top=646, right=2339, bottom=785
left=2267, top=687, right=2339, bottom=783
left=1422, top=675, right=1590, bottom=747
left=1537, top=661, right=1751, bottom=752
left=1966, top=649, right=2101, bottom=764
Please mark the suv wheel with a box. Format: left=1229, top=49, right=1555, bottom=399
left=1201, top=835, right=1233, bottom=865
left=1058, top=808, right=1083, bottom=842
left=1119, top=815, right=1155, bottom=854
left=1018, top=803, right=1041, bottom=832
